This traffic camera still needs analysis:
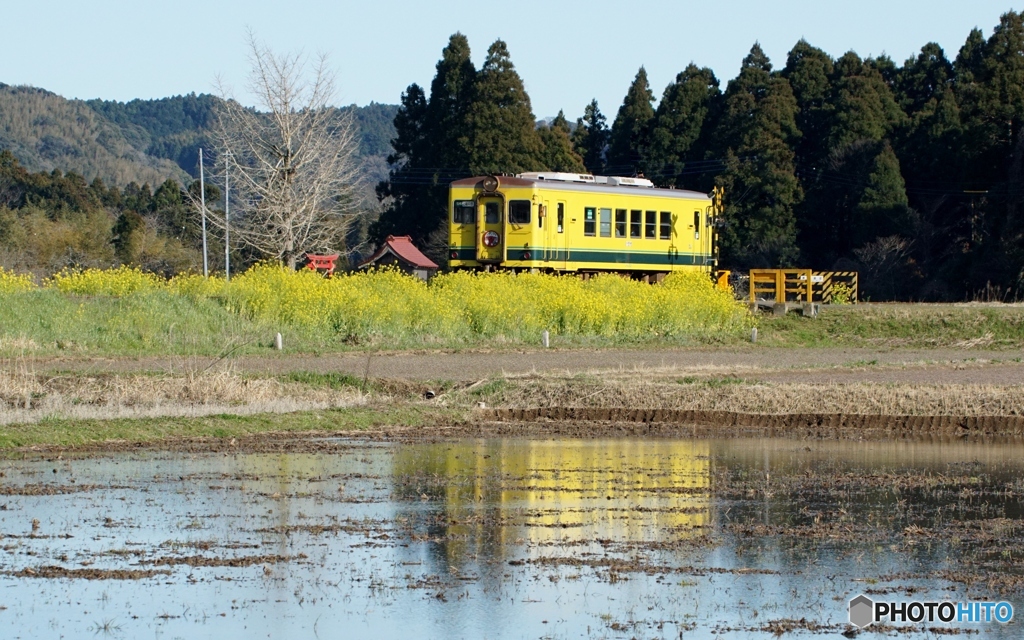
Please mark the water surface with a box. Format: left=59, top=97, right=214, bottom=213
left=1, top=437, right=1022, bottom=638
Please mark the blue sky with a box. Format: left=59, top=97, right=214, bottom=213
left=3, top=1, right=1021, bottom=120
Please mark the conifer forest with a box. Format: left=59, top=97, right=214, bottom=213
left=377, top=13, right=1024, bottom=301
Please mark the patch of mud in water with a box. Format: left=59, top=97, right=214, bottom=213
left=0, top=438, right=1022, bottom=638
left=8, top=566, right=170, bottom=580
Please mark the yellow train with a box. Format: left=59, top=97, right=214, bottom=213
left=448, top=172, right=722, bottom=279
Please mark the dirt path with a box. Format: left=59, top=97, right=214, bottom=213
left=22, top=346, right=1024, bottom=384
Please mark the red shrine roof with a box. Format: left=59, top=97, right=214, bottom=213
left=359, top=235, right=438, bottom=270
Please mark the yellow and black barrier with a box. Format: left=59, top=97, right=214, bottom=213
left=748, top=269, right=858, bottom=311
left=749, top=269, right=813, bottom=303
left=812, top=271, right=858, bottom=304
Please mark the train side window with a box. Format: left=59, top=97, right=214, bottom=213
left=557, top=203, right=564, bottom=233
left=694, top=211, right=700, bottom=239
left=630, top=210, right=642, bottom=238
left=660, top=212, right=672, bottom=239
left=615, top=209, right=626, bottom=237
left=644, top=211, right=656, bottom=238
left=584, top=207, right=596, bottom=236
left=538, top=204, right=544, bottom=229
left=453, top=200, right=475, bottom=225
left=600, top=208, right=611, bottom=237
left=485, top=202, right=500, bottom=224
left=509, top=200, right=531, bottom=225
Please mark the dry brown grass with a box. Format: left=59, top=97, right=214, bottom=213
left=0, top=336, right=41, bottom=352
left=466, top=368, right=1024, bottom=417
left=0, top=361, right=366, bottom=424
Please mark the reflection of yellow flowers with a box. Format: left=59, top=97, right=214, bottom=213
left=8, top=265, right=752, bottom=341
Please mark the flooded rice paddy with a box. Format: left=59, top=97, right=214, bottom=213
left=2, top=437, right=1023, bottom=638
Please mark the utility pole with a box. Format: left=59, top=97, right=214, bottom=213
left=199, top=148, right=209, bottom=277
left=965, top=190, right=988, bottom=247
left=225, top=152, right=231, bottom=282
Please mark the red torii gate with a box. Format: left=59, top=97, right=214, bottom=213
left=304, top=253, right=339, bottom=276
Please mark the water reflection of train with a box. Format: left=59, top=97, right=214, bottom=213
left=392, top=440, right=711, bottom=567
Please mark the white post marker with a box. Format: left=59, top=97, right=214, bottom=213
left=275, top=333, right=283, bottom=350
left=751, top=327, right=758, bottom=343
left=199, top=148, right=208, bottom=278
left=224, top=152, right=230, bottom=282
left=542, top=330, right=550, bottom=348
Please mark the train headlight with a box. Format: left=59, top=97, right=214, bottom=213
left=522, top=250, right=531, bottom=260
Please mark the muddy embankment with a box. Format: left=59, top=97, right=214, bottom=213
left=69, top=408, right=1022, bottom=453
left=476, top=407, right=1024, bottom=439
left=452, top=368, right=1024, bottom=440
left=5, top=354, right=1024, bottom=450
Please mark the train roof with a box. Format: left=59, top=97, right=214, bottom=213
left=450, top=174, right=711, bottom=201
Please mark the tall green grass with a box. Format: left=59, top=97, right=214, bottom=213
left=758, top=303, right=1024, bottom=348
left=0, top=290, right=264, bottom=355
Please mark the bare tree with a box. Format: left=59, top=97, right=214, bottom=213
left=854, top=235, right=915, bottom=300
left=206, top=33, right=361, bottom=269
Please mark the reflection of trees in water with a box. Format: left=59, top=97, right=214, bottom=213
left=391, top=440, right=712, bottom=573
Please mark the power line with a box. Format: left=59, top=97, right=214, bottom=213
left=375, top=155, right=1024, bottom=198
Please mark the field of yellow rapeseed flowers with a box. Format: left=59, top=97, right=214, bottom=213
left=223, top=265, right=751, bottom=342
left=0, top=267, right=34, bottom=294
left=47, top=265, right=165, bottom=296
left=1, top=265, right=752, bottom=346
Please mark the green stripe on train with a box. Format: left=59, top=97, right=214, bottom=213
left=451, top=247, right=710, bottom=266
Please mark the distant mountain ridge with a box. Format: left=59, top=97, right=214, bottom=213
left=0, top=83, right=398, bottom=190
left=0, top=84, right=191, bottom=187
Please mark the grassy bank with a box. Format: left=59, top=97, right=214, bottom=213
left=0, top=288, right=340, bottom=356
left=2, top=365, right=1024, bottom=450
left=464, top=370, right=1024, bottom=416
left=0, top=364, right=463, bottom=449
left=757, top=302, right=1024, bottom=348
left=3, top=297, right=1022, bottom=358
left=0, top=404, right=456, bottom=450
left=3, top=266, right=1024, bottom=357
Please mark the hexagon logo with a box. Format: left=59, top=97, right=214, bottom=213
left=849, top=594, right=874, bottom=628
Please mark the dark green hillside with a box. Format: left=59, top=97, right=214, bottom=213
left=86, top=95, right=397, bottom=182
left=350, top=102, right=400, bottom=157
left=0, top=85, right=397, bottom=191
left=0, top=84, right=189, bottom=187
left=86, top=93, right=218, bottom=177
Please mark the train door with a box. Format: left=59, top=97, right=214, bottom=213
left=477, top=196, right=504, bottom=263
left=691, top=209, right=701, bottom=269
left=543, top=200, right=567, bottom=270
left=554, top=200, right=567, bottom=270
left=666, top=212, right=680, bottom=268
left=701, top=206, right=712, bottom=271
